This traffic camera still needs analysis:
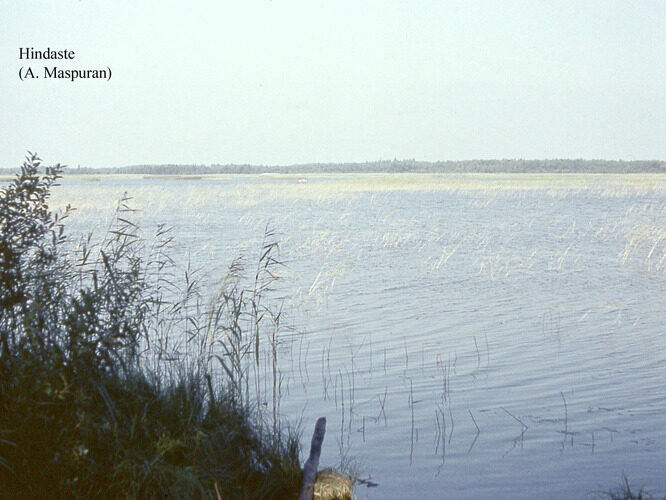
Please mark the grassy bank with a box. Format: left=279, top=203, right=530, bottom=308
left=0, top=155, right=301, bottom=499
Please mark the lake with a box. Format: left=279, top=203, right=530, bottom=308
left=49, top=173, right=666, bottom=499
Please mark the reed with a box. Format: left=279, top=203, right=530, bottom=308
left=589, top=474, right=664, bottom=500
left=0, top=155, right=302, bottom=499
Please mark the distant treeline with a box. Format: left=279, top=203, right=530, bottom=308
left=2, top=159, right=666, bottom=175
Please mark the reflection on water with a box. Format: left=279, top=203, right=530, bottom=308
left=50, top=174, right=666, bottom=499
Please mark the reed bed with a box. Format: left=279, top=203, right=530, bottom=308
left=44, top=172, right=666, bottom=215
left=0, top=155, right=303, bottom=499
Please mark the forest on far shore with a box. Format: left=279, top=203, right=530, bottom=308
left=2, top=158, right=666, bottom=176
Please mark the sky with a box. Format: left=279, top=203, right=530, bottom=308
left=1, top=1, right=665, bottom=168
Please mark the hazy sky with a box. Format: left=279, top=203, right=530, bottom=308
left=1, top=1, right=665, bottom=168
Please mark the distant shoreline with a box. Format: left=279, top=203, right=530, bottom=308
left=2, top=159, right=666, bottom=176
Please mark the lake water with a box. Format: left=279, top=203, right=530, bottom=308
left=49, top=173, right=666, bottom=499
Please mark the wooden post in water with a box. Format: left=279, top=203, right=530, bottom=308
left=298, top=416, right=326, bottom=500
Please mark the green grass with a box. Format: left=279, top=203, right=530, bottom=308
left=0, top=364, right=301, bottom=499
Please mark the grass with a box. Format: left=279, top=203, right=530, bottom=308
left=0, top=154, right=302, bottom=499
left=587, top=474, right=666, bottom=500
left=1, top=365, right=301, bottom=499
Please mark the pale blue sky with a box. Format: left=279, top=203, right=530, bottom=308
left=1, top=1, right=665, bottom=168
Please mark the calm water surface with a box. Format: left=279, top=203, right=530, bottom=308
left=50, top=174, right=666, bottom=499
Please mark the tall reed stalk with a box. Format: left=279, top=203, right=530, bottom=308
left=0, top=154, right=301, bottom=499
